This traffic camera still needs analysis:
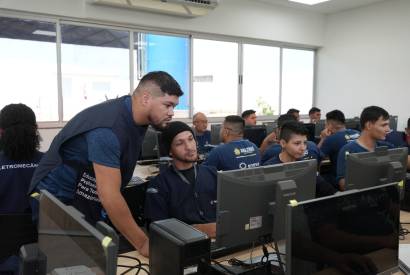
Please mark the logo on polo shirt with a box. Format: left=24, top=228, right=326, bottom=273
left=234, top=148, right=241, bottom=156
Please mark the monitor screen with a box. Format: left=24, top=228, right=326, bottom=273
left=389, top=115, right=398, bottom=131
left=210, top=124, right=222, bottom=145
left=345, top=147, right=407, bottom=191
left=262, top=121, right=277, bottom=135
left=286, top=182, right=400, bottom=275
left=140, top=126, right=160, bottom=160
left=216, top=159, right=316, bottom=249
left=243, top=125, right=267, bottom=147
left=38, top=190, right=118, bottom=275
left=345, top=118, right=361, bottom=131
left=303, top=123, right=316, bottom=143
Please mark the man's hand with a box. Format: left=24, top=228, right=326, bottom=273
left=193, top=223, right=216, bottom=238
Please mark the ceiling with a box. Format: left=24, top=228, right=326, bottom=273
left=254, top=0, right=387, bottom=14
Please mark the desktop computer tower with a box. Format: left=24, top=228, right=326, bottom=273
left=149, top=219, right=210, bottom=275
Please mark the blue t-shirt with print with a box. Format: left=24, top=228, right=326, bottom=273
left=36, top=97, right=136, bottom=202
left=336, top=140, right=395, bottom=182
left=263, top=155, right=283, bottom=166
left=320, top=129, right=360, bottom=177
left=262, top=141, right=322, bottom=165
left=203, top=139, right=260, bottom=171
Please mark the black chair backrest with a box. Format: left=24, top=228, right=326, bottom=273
left=0, top=213, right=37, bottom=259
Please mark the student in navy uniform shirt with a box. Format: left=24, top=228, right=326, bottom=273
left=192, top=112, right=211, bottom=154
left=336, top=106, right=410, bottom=191
left=145, top=121, right=217, bottom=237
left=0, top=103, right=44, bottom=214
left=318, top=110, right=360, bottom=185
left=263, top=121, right=336, bottom=197
left=0, top=104, right=44, bottom=275
left=203, top=115, right=260, bottom=171
left=29, top=71, right=183, bottom=257
left=261, top=114, right=322, bottom=165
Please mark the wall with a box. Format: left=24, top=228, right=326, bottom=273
left=316, top=0, right=410, bottom=130
left=0, top=0, right=325, bottom=46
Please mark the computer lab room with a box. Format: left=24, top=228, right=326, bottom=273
left=1, top=0, right=410, bottom=274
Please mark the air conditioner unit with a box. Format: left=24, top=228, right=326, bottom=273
left=92, top=0, right=219, bottom=17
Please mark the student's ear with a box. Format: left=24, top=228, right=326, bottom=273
left=141, top=90, right=151, bottom=106
left=365, top=121, right=372, bottom=131
left=279, top=139, right=286, bottom=148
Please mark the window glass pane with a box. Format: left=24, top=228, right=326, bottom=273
left=242, top=44, right=280, bottom=116
left=193, top=39, right=238, bottom=117
left=281, top=49, right=314, bottom=114
left=134, top=33, right=189, bottom=118
left=61, top=25, right=130, bottom=121
left=0, top=17, right=58, bottom=121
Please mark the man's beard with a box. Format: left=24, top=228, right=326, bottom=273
left=172, top=152, right=197, bottom=163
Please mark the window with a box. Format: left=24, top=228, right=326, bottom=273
left=242, top=44, right=280, bottom=116
left=134, top=33, right=190, bottom=118
left=193, top=39, right=238, bottom=117
left=61, top=24, right=130, bottom=120
left=281, top=48, right=314, bottom=114
left=0, top=17, right=58, bottom=121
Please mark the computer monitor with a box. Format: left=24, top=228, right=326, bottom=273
left=262, top=121, right=277, bottom=135
left=286, top=182, right=400, bottom=275
left=37, top=190, right=118, bottom=275
left=389, top=115, right=398, bottom=131
left=140, top=126, right=160, bottom=160
left=243, top=125, right=267, bottom=147
left=314, top=119, right=326, bottom=138
left=345, top=118, right=361, bottom=131
left=345, top=147, right=407, bottom=190
left=303, top=123, right=316, bottom=142
left=210, top=124, right=222, bottom=145
left=216, top=159, right=317, bottom=250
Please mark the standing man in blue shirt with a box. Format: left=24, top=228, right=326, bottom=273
left=192, top=112, right=211, bottom=154
left=203, top=115, right=260, bottom=171
left=336, top=106, right=410, bottom=191
left=318, top=110, right=360, bottom=185
left=145, top=121, right=217, bottom=237
left=29, top=71, right=183, bottom=257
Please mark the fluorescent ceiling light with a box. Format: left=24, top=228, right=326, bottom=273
left=288, top=0, right=330, bottom=5
left=32, top=30, right=56, bottom=36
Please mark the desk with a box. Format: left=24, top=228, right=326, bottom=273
left=117, top=212, right=410, bottom=274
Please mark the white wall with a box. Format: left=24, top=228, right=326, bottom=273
left=316, top=0, right=410, bottom=130
left=0, top=0, right=325, bottom=46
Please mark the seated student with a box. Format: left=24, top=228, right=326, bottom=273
left=0, top=104, right=44, bottom=275
left=309, top=107, right=321, bottom=124
left=192, top=112, right=211, bottom=154
left=144, top=121, right=216, bottom=237
left=318, top=110, right=360, bottom=185
left=263, top=121, right=336, bottom=197
left=261, top=114, right=322, bottom=165
left=241, top=109, right=257, bottom=126
left=203, top=115, right=260, bottom=171
left=336, top=106, right=410, bottom=191
left=0, top=104, right=44, bottom=214
left=287, top=108, right=300, bottom=121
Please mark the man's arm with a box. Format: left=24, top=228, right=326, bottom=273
left=193, top=223, right=216, bottom=238
left=94, top=163, right=149, bottom=257
left=259, top=132, right=277, bottom=155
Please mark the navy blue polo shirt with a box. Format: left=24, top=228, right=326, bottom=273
left=262, top=141, right=322, bottom=165
left=336, top=140, right=395, bottom=182
left=203, top=139, right=260, bottom=171
left=195, top=130, right=212, bottom=154
left=144, top=164, right=217, bottom=224
left=263, top=155, right=282, bottom=166
left=385, top=131, right=407, bottom=148
left=320, top=129, right=360, bottom=177
left=0, top=151, right=43, bottom=214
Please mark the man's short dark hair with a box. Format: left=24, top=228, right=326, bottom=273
left=224, top=115, right=245, bottom=135
left=360, top=106, right=389, bottom=130
left=277, top=114, right=297, bottom=129
left=139, top=71, right=183, bottom=97
left=326, top=110, right=345, bottom=124
left=280, top=121, right=309, bottom=142
left=286, top=108, right=300, bottom=115
left=241, top=109, right=256, bottom=119
left=309, top=107, right=321, bottom=115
